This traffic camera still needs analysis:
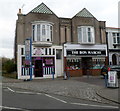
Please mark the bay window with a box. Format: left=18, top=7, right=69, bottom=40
left=32, top=22, right=53, bottom=42
left=78, top=26, right=95, bottom=44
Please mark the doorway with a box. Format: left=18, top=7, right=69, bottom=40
left=35, top=60, right=43, bottom=77
left=82, top=57, right=92, bottom=75
left=112, top=54, right=117, bottom=65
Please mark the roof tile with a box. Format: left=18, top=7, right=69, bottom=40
left=31, top=3, right=53, bottom=14
left=75, top=8, right=94, bottom=18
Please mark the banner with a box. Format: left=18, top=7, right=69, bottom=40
left=25, top=39, right=31, bottom=61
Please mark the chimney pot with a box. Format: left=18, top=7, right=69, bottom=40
left=18, top=8, right=22, bottom=14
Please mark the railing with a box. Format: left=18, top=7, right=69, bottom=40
left=22, top=66, right=34, bottom=76
left=21, top=66, right=55, bottom=76
left=43, top=66, right=55, bottom=75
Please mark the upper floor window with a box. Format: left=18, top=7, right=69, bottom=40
left=32, top=22, right=53, bottom=42
left=112, top=33, right=120, bottom=44
left=78, top=26, right=95, bottom=44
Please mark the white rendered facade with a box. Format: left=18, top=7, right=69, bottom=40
left=106, top=27, right=120, bottom=65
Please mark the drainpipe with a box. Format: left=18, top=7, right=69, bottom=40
left=106, top=32, right=109, bottom=65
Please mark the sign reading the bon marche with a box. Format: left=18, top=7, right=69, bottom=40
left=67, top=49, right=106, bottom=56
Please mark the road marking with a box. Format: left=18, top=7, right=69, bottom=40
left=15, top=91, right=40, bottom=95
left=6, top=87, right=15, bottom=92
left=71, top=102, right=119, bottom=109
left=5, top=87, right=41, bottom=95
left=0, top=105, right=31, bottom=111
left=45, top=94, right=67, bottom=103
left=4, top=87, right=119, bottom=109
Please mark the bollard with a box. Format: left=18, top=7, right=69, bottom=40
left=67, top=71, right=70, bottom=79
left=64, top=72, right=67, bottom=80
left=52, top=71, right=54, bottom=80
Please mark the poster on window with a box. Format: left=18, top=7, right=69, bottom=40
left=45, top=59, right=53, bottom=65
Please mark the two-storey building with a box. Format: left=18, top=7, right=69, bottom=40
left=106, top=27, right=120, bottom=65
left=63, top=8, right=107, bottom=76
left=15, top=3, right=107, bottom=79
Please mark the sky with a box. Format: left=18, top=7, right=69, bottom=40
left=0, top=0, right=119, bottom=59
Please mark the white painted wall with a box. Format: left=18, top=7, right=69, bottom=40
left=106, top=27, right=120, bottom=65
left=56, top=59, right=63, bottom=77
left=106, top=28, right=119, bottom=49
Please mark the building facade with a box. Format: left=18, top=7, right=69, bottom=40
left=15, top=3, right=107, bottom=79
left=106, top=27, right=120, bottom=65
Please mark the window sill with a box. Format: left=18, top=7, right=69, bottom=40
left=78, top=42, right=95, bottom=45
left=113, top=44, right=120, bottom=46
left=32, top=41, right=52, bottom=47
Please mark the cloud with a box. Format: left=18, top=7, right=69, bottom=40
left=0, top=48, right=14, bottom=58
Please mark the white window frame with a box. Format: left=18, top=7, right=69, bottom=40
left=32, top=22, right=53, bottom=42
left=78, top=26, right=95, bottom=44
left=112, top=33, right=120, bottom=44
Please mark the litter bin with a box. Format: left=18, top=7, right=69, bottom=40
left=107, top=71, right=118, bottom=88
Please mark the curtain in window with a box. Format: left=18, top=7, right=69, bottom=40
left=32, top=23, right=53, bottom=42
left=77, top=26, right=94, bottom=44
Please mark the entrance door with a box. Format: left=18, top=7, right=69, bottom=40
left=82, top=57, right=92, bottom=75
left=112, top=54, right=117, bottom=65
left=35, top=60, right=43, bottom=77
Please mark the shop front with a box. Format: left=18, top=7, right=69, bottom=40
left=17, top=45, right=62, bottom=79
left=64, top=44, right=107, bottom=76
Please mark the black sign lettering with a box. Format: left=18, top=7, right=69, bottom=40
left=67, top=49, right=106, bottom=56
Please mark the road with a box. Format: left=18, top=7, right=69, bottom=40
left=2, top=87, right=119, bottom=111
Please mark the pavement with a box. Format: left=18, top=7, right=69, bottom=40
left=2, top=76, right=119, bottom=105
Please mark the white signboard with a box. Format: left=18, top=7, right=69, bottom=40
left=108, top=71, right=117, bottom=84
left=33, top=48, right=45, bottom=55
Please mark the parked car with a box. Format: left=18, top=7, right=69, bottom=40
left=101, top=65, right=120, bottom=79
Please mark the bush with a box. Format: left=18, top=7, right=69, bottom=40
left=2, top=58, right=17, bottom=73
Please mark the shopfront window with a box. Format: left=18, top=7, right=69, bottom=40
left=67, top=58, right=81, bottom=70
left=66, top=58, right=105, bottom=70
left=92, top=58, right=105, bottom=69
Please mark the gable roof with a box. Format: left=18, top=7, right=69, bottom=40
left=30, top=3, right=54, bottom=15
left=75, top=8, right=94, bottom=18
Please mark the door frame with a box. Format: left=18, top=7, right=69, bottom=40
left=81, top=57, right=92, bottom=75
left=34, top=57, right=43, bottom=77
left=112, top=54, right=117, bottom=65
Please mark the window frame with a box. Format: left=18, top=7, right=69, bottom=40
left=112, top=32, right=120, bottom=44
left=32, top=22, right=53, bottom=42
left=78, top=26, right=95, bottom=44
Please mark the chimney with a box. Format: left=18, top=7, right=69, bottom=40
left=18, top=8, right=22, bottom=15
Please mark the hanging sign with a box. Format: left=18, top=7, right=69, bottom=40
left=25, top=39, right=32, bottom=61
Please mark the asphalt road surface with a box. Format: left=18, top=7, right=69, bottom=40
left=2, top=87, right=119, bottom=111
